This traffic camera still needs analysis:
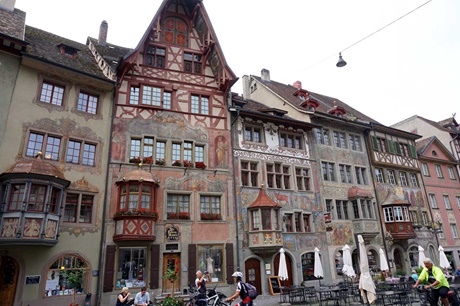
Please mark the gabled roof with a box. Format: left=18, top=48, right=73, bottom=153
left=87, top=36, right=131, bottom=71
left=231, top=93, right=320, bottom=129
left=251, top=76, right=379, bottom=124
left=24, top=26, right=113, bottom=82
left=120, top=0, right=236, bottom=91
left=416, top=136, right=457, bottom=162
left=392, top=115, right=455, bottom=135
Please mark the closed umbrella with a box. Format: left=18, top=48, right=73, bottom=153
left=418, top=245, right=426, bottom=268
left=342, top=244, right=356, bottom=278
left=358, top=235, right=376, bottom=304
left=278, top=248, right=289, bottom=281
left=439, top=246, right=451, bottom=269
left=314, top=247, right=324, bottom=286
left=379, top=248, right=389, bottom=272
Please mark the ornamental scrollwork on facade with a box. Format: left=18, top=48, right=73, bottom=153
left=263, top=122, right=278, bottom=136
left=233, top=150, right=311, bottom=166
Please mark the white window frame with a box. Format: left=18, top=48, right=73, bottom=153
left=443, top=195, right=452, bottom=209
left=435, top=164, right=443, bottom=178
left=429, top=194, right=438, bottom=209
left=421, top=163, right=430, bottom=176
left=448, top=167, right=456, bottom=180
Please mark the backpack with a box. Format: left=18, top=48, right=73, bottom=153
left=243, top=282, right=258, bottom=300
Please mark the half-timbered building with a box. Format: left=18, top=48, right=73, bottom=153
left=100, top=0, right=237, bottom=303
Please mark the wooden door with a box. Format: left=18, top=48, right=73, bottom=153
left=245, top=258, right=262, bottom=295
left=162, top=253, right=180, bottom=294
left=0, top=256, right=19, bottom=306
left=274, top=253, right=293, bottom=287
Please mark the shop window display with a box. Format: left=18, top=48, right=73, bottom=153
left=44, top=255, right=88, bottom=297
left=116, top=248, right=147, bottom=289
left=197, top=245, right=223, bottom=282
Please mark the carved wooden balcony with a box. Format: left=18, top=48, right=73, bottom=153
left=113, top=210, right=158, bottom=242
left=0, top=209, right=60, bottom=246
left=385, top=222, right=416, bottom=240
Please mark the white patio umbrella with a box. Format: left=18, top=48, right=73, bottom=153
left=379, top=248, right=389, bottom=272
left=278, top=248, right=289, bottom=281
left=342, top=244, right=356, bottom=278
left=358, top=235, right=376, bottom=304
left=439, top=246, right=451, bottom=269
left=418, top=245, right=427, bottom=268
left=314, top=247, right=324, bottom=285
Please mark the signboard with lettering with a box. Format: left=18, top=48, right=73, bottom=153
left=25, top=275, right=41, bottom=284
left=165, top=225, right=180, bottom=242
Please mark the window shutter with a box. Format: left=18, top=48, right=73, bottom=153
left=226, top=243, right=234, bottom=284
left=394, top=142, right=402, bottom=155
left=103, top=245, right=116, bottom=292
left=188, top=244, right=197, bottom=285
left=409, top=145, right=417, bottom=158
left=387, top=139, right=395, bottom=154
left=150, top=244, right=160, bottom=289
left=371, top=136, right=379, bottom=151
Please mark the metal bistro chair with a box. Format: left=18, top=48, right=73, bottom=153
left=288, top=286, right=305, bottom=304
left=303, top=286, right=319, bottom=305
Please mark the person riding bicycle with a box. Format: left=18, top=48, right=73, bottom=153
left=225, top=271, right=252, bottom=306
left=413, top=258, right=451, bottom=306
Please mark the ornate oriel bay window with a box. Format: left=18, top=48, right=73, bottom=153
left=113, top=169, right=159, bottom=241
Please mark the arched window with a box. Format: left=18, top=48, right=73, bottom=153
left=301, top=252, right=321, bottom=281
left=163, top=17, right=188, bottom=46
left=44, top=254, right=88, bottom=297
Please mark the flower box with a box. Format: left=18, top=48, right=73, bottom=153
left=200, top=213, right=221, bottom=220
left=195, top=162, right=206, bottom=169
left=172, top=160, right=182, bottom=167
left=114, top=209, right=159, bottom=221
left=167, top=212, right=190, bottom=220
left=129, top=157, right=142, bottom=164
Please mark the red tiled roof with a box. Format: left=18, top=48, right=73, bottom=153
left=248, top=187, right=281, bottom=209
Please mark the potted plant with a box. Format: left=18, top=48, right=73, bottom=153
left=178, top=212, right=190, bottom=220
left=160, top=295, right=184, bottom=306
left=172, top=160, right=182, bottom=167
left=162, top=259, right=180, bottom=299
left=183, top=160, right=193, bottom=168
left=155, top=158, right=166, bottom=165
left=200, top=213, right=221, bottom=220
left=142, top=156, right=153, bottom=164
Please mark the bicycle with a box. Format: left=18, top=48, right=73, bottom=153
left=184, top=284, right=227, bottom=306
left=416, top=285, right=460, bottom=306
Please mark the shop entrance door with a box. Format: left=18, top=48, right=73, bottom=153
left=0, top=256, right=19, bottom=306
left=245, top=258, right=262, bottom=295
left=162, top=253, right=180, bottom=294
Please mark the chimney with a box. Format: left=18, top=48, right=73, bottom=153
left=293, top=80, right=302, bottom=89
left=0, top=0, right=15, bottom=11
left=261, top=68, right=270, bottom=82
left=98, top=20, right=108, bottom=45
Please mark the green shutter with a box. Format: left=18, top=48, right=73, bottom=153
left=409, top=145, right=417, bottom=158
left=371, top=136, right=379, bottom=151
left=387, top=139, right=395, bottom=154
left=394, top=142, right=402, bottom=155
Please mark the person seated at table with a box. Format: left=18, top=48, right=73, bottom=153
left=411, top=270, right=419, bottom=282
left=413, top=258, right=450, bottom=306
left=455, top=266, right=460, bottom=276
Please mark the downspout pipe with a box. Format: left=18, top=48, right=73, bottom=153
left=228, top=95, right=241, bottom=271
left=96, top=87, right=116, bottom=306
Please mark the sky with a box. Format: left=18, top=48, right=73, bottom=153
left=14, top=0, right=459, bottom=126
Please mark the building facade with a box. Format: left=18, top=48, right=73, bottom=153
left=230, top=94, right=323, bottom=293
left=99, top=0, right=237, bottom=304
left=0, top=2, right=115, bottom=306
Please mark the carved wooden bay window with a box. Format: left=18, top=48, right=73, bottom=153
left=113, top=170, right=159, bottom=241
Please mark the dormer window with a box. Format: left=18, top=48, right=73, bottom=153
left=300, top=99, right=319, bottom=112
left=57, top=44, right=79, bottom=59
left=299, top=94, right=306, bottom=101
left=328, top=104, right=346, bottom=117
